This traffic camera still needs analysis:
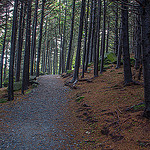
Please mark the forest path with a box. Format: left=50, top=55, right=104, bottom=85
left=0, top=75, right=76, bottom=149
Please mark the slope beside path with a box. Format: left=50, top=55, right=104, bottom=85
left=0, top=75, right=76, bottom=149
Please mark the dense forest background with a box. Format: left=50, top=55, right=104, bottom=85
left=0, top=0, right=150, bottom=118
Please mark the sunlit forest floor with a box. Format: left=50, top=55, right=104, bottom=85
left=63, top=64, right=150, bottom=149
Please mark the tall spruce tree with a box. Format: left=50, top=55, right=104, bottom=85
left=36, top=0, right=46, bottom=77
left=121, top=0, right=132, bottom=84
left=8, top=0, right=18, bottom=101
left=22, top=0, right=32, bottom=94
left=71, top=0, right=86, bottom=82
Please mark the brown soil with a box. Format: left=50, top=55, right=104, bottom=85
left=63, top=64, right=150, bottom=150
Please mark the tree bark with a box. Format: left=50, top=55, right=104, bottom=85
left=141, top=0, right=150, bottom=118
left=8, top=0, right=18, bottom=101
left=121, top=0, right=132, bottom=84
left=30, top=0, right=38, bottom=76
left=135, top=10, right=142, bottom=70
left=0, top=8, right=8, bottom=88
left=100, top=0, right=106, bottom=73
left=114, top=1, right=118, bottom=55
left=61, top=1, right=67, bottom=74
left=89, top=0, right=96, bottom=63
left=85, top=0, right=93, bottom=72
left=94, top=0, right=101, bottom=76
left=66, top=0, right=76, bottom=72
left=22, top=0, right=32, bottom=94
left=106, top=18, right=110, bottom=53
left=15, top=1, right=26, bottom=81
left=3, top=43, right=8, bottom=81
left=82, top=0, right=89, bottom=78
left=93, top=0, right=98, bottom=77
left=116, top=22, right=123, bottom=69
left=71, top=0, right=86, bottom=82
left=36, top=0, right=45, bottom=77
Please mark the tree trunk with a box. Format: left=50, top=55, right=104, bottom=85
left=0, top=8, right=8, bottom=88
left=22, top=0, right=32, bottom=94
left=30, top=0, right=38, bottom=76
left=49, top=41, right=52, bottom=74
left=114, top=1, right=118, bottom=55
left=141, top=0, right=150, bottom=118
left=116, top=22, right=123, bottom=69
left=42, top=20, right=47, bottom=73
left=8, top=0, right=18, bottom=101
left=106, top=18, right=110, bottom=53
left=3, top=43, right=8, bottom=81
left=59, top=35, right=63, bottom=74
left=15, top=1, right=26, bottom=81
left=89, top=0, right=96, bottom=63
left=61, top=2, right=67, bottom=74
left=36, top=0, right=45, bottom=77
left=58, top=0, right=62, bottom=74
left=53, top=40, right=56, bottom=75
left=55, top=28, right=58, bottom=74
left=70, top=40, right=75, bottom=70
left=66, top=0, right=76, bottom=72
left=85, top=0, right=93, bottom=72
left=121, top=0, right=132, bottom=84
left=45, top=21, right=50, bottom=73
left=95, top=0, right=101, bottom=76
left=100, top=0, right=106, bottom=73
left=71, top=0, right=86, bottom=82
left=82, top=0, right=89, bottom=78
left=135, top=10, right=142, bottom=70
left=93, top=0, right=98, bottom=77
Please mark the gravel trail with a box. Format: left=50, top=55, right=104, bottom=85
left=0, top=75, right=76, bottom=150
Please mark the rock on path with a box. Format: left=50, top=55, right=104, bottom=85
left=0, top=75, right=76, bottom=150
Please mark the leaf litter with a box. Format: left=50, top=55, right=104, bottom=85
left=63, top=64, right=150, bottom=150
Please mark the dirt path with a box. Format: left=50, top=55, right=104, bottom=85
left=0, top=75, right=77, bottom=149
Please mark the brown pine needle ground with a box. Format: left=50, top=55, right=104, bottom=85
left=63, top=64, right=150, bottom=149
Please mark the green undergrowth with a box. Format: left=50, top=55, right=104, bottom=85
left=67, top=70, right=73, bottom=74
left=134, top=103, right=145, bottom=111
left=0, top=99, right=7, bottom=103
left=25, top=90, right=32, bottom=94
left=97, top=52, right=135, bottom=72
left=76, top=96, right=85, bottom=102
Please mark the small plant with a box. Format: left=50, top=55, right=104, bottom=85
left=134, top=103, right=145, bottom=110
left=39, top=71, right=44, bottom=75
left=32, top=83, right=38, bottom=88
left=67, top=70, right=73, bottom=74
left=76, top=96, right=85, bottom=102
left=130, top=57, right=135, bottom=67
left=0, top=99, right=7, bottom=103
left=25, top=90, right=31, bottom=94
left=88, top=62, right=93, bottom=67
left=110, top=70, right=115, bottom=72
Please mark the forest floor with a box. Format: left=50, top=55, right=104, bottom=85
left=0, top=65, right=150, bottom=150
left=62, top=64, right=150, bottom=150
